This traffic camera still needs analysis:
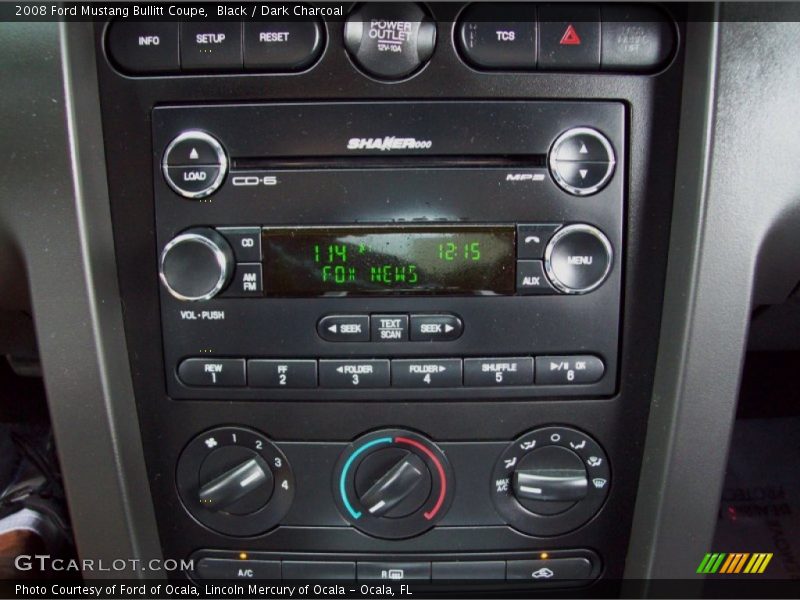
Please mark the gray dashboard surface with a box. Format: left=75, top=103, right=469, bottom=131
left=627, top=4, right=800, bottom=581
left=0, top=22, right=161, bottom=575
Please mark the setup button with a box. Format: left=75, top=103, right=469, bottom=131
left=317, top=315, right=370, bottom=342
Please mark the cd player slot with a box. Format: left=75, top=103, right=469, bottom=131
left=232, top=154, right=546, bottom=171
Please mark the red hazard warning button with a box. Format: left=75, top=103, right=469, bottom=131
left=559, top=24, right=582, bottom=46
left=538, top=6, right=600, bottom=70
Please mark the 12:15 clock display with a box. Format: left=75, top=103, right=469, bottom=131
left=262, top=225, right=515, bottom=296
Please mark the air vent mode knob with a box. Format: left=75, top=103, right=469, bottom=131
left=492, top=426, right=611, bottom=537
left=159, top=227, right=233, bottom=301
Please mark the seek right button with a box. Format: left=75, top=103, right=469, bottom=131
left=410, top=314, right=463, bottom=342
left=535, top=356, right=604, bottom=385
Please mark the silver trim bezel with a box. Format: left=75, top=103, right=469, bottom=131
left=159, top=232, right=230, bottom=301
left=161, top=131, right=228, bottom=199
left=548, top=127, right=616, bottom=197
left=544, top=224, right=613, bottom=295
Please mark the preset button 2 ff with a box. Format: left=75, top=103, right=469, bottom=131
left=248, top=360, right=317, bottom=389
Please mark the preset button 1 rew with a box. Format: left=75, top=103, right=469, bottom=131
left=178, top=358, right=246, bottom=387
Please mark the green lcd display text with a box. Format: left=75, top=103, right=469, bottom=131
left=262, top=226, right=515, bottom=296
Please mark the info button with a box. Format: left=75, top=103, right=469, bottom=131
left=317, top=315, right=370, bottom=342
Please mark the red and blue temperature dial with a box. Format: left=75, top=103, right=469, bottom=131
left=334, top=429, right=453, bottom=539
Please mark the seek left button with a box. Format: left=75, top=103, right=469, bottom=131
left=317, top=315, right=370, bottom=342
left=178, top=358, right=246, bottom=387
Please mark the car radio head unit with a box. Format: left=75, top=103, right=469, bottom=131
left=153, top=101, right=624, bottom=401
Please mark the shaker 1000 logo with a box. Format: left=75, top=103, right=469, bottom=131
left=347, top=137, right=433, bottom=151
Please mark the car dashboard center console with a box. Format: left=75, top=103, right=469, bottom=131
left=94, top=2, right=685, bottom=589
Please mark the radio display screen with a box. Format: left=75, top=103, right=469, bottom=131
left=261, top=226, right=515, bottom=296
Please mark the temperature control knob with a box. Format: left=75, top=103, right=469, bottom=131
left=334, top=429, right=453, bottom=539
left=159, top=227, right=233, bottom=301
left=176, top=426, right=294, bottom=537
left=356, top=450, right=431, bottom=518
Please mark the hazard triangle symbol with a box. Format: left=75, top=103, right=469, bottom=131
left=559, top=24, right=581, bottom=46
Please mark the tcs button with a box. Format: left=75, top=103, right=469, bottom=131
left=457, top=3, right=537, bottom=69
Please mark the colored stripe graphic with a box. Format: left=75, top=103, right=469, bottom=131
left=719, top=554, right=736, bottom=574
left=744, top=554, right=760, bottom=573
left=727, top=553, right=749, bottom=573
left=699, top=553, right=726, bottom=574
left=758, top=554, right=773, bottom=573
left=710, top=553, right=726, bottom=573
left=697, top=553, right=714, bottom=574
left=698, top=552, right=773, bottom=575
left=735, top=553, right=751, bottom=573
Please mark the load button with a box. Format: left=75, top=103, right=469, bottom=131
left=410, top=314, right=463, bottom=342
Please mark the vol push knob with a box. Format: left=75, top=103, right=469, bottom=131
left=159, top=227, right=234, bottom=301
